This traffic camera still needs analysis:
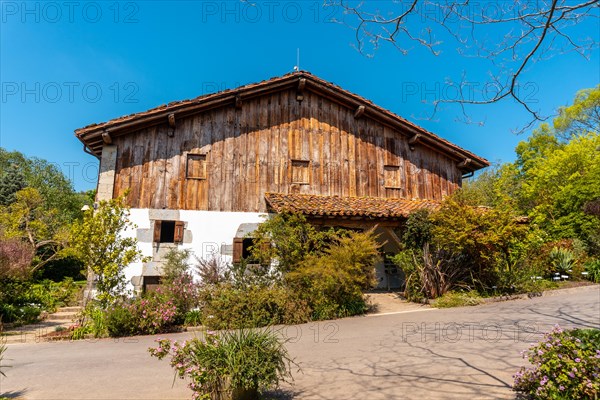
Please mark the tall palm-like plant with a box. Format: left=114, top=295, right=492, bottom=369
left=550, top=247, right=575, bottom=275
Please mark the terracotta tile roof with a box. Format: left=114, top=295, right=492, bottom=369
left=264, top=192, right=439, bottom=219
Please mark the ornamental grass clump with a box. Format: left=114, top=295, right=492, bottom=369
left=513, top=325, right=600, bottom=399
left=149, top=328, right=295, bottom=400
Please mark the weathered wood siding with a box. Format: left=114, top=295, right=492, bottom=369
left=112, top=89, right=462, bottom=211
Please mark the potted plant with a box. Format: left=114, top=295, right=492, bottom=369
left=149, top=328, right=295, bottom=400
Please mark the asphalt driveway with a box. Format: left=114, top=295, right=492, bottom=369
left=1, top=285, right=599, bottom=400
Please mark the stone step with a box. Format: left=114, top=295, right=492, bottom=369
left=47, top=312, right=78, bottom=321
left=59, top=306, right=82, bottom=313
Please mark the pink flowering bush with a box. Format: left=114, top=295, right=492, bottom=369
left=513, top=325, right=600, bottom=399
left=148, top=328, right=294, bottom=400
left=105, top=291, right=178, bottom=336
left=161, top=276, right=200, bottom=324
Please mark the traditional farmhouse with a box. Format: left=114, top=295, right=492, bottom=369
left=75, top=71, right=489, bottom=290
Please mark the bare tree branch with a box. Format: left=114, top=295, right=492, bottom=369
left=331, top=0, right=600, bottom=132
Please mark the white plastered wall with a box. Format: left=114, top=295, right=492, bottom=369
left=122, top=209, right=266, bottom=291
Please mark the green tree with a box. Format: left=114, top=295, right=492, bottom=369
left=0, top=148, right=86, bottom=224
left=0, top=164, right=26, bottom=206
left=424, top=195, right=540, bottom=292
left=554, top=86, right=600, bottom=140
left=464, top=86, right=600, bottom=252
left=0, top=187, right=68, bottom=274
left=519, top=133, right=600, bottom=242
left=70, top=197, right=145, bottom=307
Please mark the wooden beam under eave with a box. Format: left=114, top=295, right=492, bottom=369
left=408, top=133, right=421, bottom=145
left=101, top=132, right=112, bottom=144
left=458, top=158, right=472, bottom=169
left=297, top=78, right=306, bottom=91
left=167, top=113, right=176, bottom=137
left=354, top=105, right=365, bottom=119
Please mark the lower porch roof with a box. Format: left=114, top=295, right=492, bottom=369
left=264, top=193, right=439, bottom=219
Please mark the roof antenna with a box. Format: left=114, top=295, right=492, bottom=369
left=293, top=48, right=300, bottom=71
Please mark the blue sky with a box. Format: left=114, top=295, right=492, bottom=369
left=1, top=1, right=599, bottom=191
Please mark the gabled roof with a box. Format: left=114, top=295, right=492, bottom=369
left=265, top=192, right=439, bottom=219
left=75, top=71, right=489, bottom=172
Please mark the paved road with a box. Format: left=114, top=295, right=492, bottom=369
left=1, top=286, right=599, bottom=400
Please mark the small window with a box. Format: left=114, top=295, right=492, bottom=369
left=153, top=220, right=185, bottom=244
left=233, top=237, right=256, bottom=263
left=186, top=154, right=207, bottom=180
left=232, top=237, right=269, bottom=264
left=143, top=276, right=162, bottom=293
left=384, top=165, right=401, bottom=189
left=291, top=159, right=310, bottom=184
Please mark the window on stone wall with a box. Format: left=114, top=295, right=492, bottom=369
left=232, top=237, right=270, bottom=264
left=186, top=153, right=207, bottom=180
left=291, top=159, right=310, bottom=184
left=384, top=165, right=401, bottom=189
left=153, top=220, right=185, bottom=244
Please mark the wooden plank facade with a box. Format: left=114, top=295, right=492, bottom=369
left=110, top=89, right=462, bottom=212
left=77, top=72, right=489, bottom=212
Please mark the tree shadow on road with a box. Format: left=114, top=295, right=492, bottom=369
left=0, top=388, right=27, bottom=399
left=262, top=388, right=299, bottom=399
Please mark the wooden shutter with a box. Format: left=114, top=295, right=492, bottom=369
left=291, top=160, right=310, bottom=184
left=174, top=221, right=185, bottom=244
left=233, top=238, right=243, bottom=264
left=153, top=220, right=162, bottom=243
left=186, top=154, right=207, bottom=179
left=384, top=165, right=401, bottom=189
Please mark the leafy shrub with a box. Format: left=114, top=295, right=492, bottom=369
left=149, top=328, right=294, bottom=399
left=71, top=302, right=108, bottom=339
left=432, top=291, right=484, bottom=308
left=287, top=229, right=381, bottom=320
left=105, top=303, right=137, bottom=337
left=584, top=259, right=600, bottom=283
left=549, top=247, right=576, bottom=275
left=162, top=248, right=192, bottom=284
left=513, top=325, right=600, bottom=399
left=430, top=197, right=536, bottom=291
left=0, top=303, right=41, bottom=326
left=517, top=276, right=558, bottom=295
left=199, top=284, right=310, bottom=330
left=402, top=209, right=433, bottom=250
left=0, top=277, right=81, bottom=324
left=105, top=292, right=178, bottom=337
left=28, top=278, right=82, bottom=310
left=158, top=249, right=200, bottom=323
left=250, top=212, right=333, bottom=273
left=392, top=250, right=423, bottom=302
left=158, top=277, right=199, bottom=325
left=184, top=309, right=202, bottom=327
